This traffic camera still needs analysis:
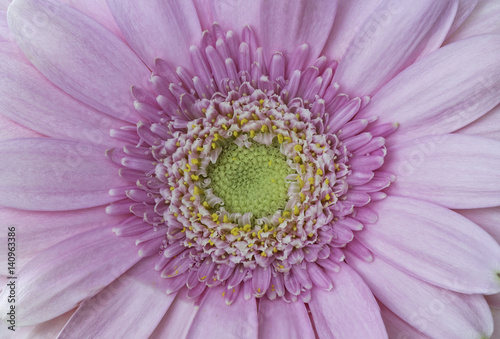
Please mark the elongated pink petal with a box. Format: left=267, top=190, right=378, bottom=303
left=59, top=257, right=175, bottom=338
left=321, top=0, right=382, bottom=60
left=380, top=304, right=428, bottom=339
left=0, top=53, right=125, bottom=146
left=0, top=310, right=74, bottom=338
left=385, top=134, right=500, bottom=208
left=107, top=0, right=202, bottom=69
left=357, top=196, right=500, bottom=294
left=359, top=34, right=500, bottom=144
left=258, top=299, right=315, bottom=339
left=309, top=263, right=388, bottom=338
left=456, top=207, right=500, bottom=244
left=187, top=288, right=258, bottom=338
left=0, top=206, right=123, bottom=273
left=149, top=289, right=197, bottom=339
left=210, top=0, right=261, bottom=35
left=447, top=0, right=479, bottom=36
left=0, top=138, right=126, bottom=211
left=347, top=254, right=494, bottom=338
left=259, top=0, right=337, bottom=65
left=59, top=0, right=124, bottom=40
left=333, top=0, right=457, bottom=97
left=446, top=0, right=500, bottom=43
left=0, top=226, right=140, bottom=326
left=457, top=104, right=500, bottom=142
left=7, top=0, right=149, bottom=123
left=0, top=114, right=42, bottom=141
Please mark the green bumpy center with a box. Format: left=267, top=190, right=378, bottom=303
left=207, top=142, right=294, bottom=219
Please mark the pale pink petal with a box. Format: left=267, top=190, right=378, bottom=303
left=0, top=310, right=74, bottom=338
left=321, top=0, right=382, bottom=60
left=347, top=254, right=494, bottom=338
left=384, top=134, right=500, bottom=209
left=0, top=207, right=123, bottom=273
left=0, top=0, right=10, bottom=11
left=107, top=0, right=202, bottom=69
left=0, top=138, right=126, bottom=211
left=457, top=104, right=500, bottom=142
left=7, top=0, right=149, bottom=123
left=187, top=288, right=258, bottom=338
left=0, top=52, right=126, bottom=146
left=59, top=257, right=175, bottom=338
left=380, top=304, right=428, bottom=339
left=309, top=263, right=388, bottom=338
left=210, top=0, right=261, bottom=35
left=333, top=0, right=457, bottom=97
left=0, top=114, right=42, bottom=141
left=192, top=0, right=214, bottom=30
left=150, top=289, right=197, bottom=339
left=0, top=226, right=140, bottom=326
left=456, top=207, right=500, bottom=244
left=259, top=0, right=337, bottom=65
left=359, top=34, right=500, bottom=144
left=447, top=0, right=480, bottom=36
left=357, top=196, right=500, bottom=294
left=258, top=299, right=315, bottom=339
left=446, top=0, right=500, bottom=43
left=491, top=307, right=500, bottom=338
left=59, top=0, right=125, bottom=40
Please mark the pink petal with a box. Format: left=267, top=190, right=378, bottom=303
left=333, top=0, right=457, bottom=97
left=187, top=287, right=258, bottom=338
left=259, top=0, right=337, bottom=66
left=150, top=289, right=197, bottom=339
left=321, top=0, right=382, bottom=60
left=0, top=138, right=126, bottom=211
left=457, top=104, right=500, bottom=142
left=107, top=0, right=202, bottom=69
left=0, top=114, right=42, bottom=141
left=347, top=254, right=494, bottom=338
left=0, top=226, right=140, bottom=326
left=0, top=310, right=74, bottom=338
left=0, top=52, right=125, bottom=146
left=380, top=303, right=428, bottom=339
left=359, top=34, right=500, bottom=144
left=446, top=0, right=500, bottom=43
left=309, top=263, right=388, bottom=338
left=258, top=298, right=315, bottom=339
left=192, top=0, right=214, bottom=30
left=357, top=196, right=500, bottom=294
left=210, top=0, right=261, bottom=35
left=447, top=0, right=479, bottom=36
left=0, top=206, right=123, bottom=273
left=385, top=134, right=500, bottom=209
left=456, top=207, right=500, bottom=244
left=7, top=0, right=149, bottom=123
left=59, top=257, right=175, bottom=338
left=58, top=0, right=124, bottom=40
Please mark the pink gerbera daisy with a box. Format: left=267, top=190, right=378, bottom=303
left=1, top=0, right=500, bottom=338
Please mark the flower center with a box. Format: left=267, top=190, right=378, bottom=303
left=207, top=141, right=294, bottom=219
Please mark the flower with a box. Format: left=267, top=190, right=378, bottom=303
left=1, top=0, right=500, bottom=338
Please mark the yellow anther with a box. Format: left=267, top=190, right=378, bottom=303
left=278, top=264, right=284, bottom=269
left=261, top=252, right=267, bottom=257
left=308, top=177, right=315, bottom=185
left=294, top=205, right=300, bottom=216
left=252, top=113, right=258, bottom=120
left=261, top=125, right=268, bottom=133
left=201, top=276, right=207, bottom=280
left=248, top=243, right=254, bottom=247
left=241, top=118, right=249, bottom=125
left=263, top=224, right=269, bottom=232
left=176, top=141, right=180, bottom=147
left=193, top=186, right=201, bottom=195
left=273, top=247, right=278, bottom=253
left=316, top=168, right=323, bottom=176
left=222, top=124, right=228, bottom=130
left=308, top=233, right=314, bottom=237
left=191, top=159, right=199, bottom=165
left=335, top=163, right=340, bottom=171
left=179, top=168, right=184, bottom=175
left=203, top=201, right=210, bottom=208
left=170, top=186, right=175, bottom=191
left=283, top=211, right=291, bottom=218
left=325, top=194, right=331, bottom=201
left=259, top=99, right=264, bottom=105
left=296, top=113, right=300, bottom=119
left=294, top=144, right=303, bottom=152
left=244, top=224, right=252, bottom=232
left=277, top=134, right=284, bottom=144
left=181, top=227, right=185, bottom=233
left=294, top=156, right=301, bottom=163
left=300, top=192, right=306, bottom=202
left=174, top=213, right=179, bottom=218
left=185, top=164, right=191, bottom=172
left=272, top=125, right=277, bottom=130
left=231, top=227, right=239, bottom=236
left=164, top=173, right=169, bottom=177
left=214, top=133, right=220, bottom=141
left=233, top=131, right=238, bottom=137
left=209, top=240, right=215, bottom=246
left=250, top=130, right=256, bottom=138
left=202, top=108, right=207, bottom=114
left=325, top=178, right=330, bottom=185
left=190, top=196, right=196, bottom=201
left=278, top=217, right=285, bottom=223
left=222, top=291, right=225, bottom=297
left=197, top=146, right=204, bottom=152
left=211, top=143, right=217, bottom=149
left=223, top=215, right=230, bottom=223
left=191, top=174, right=199, bottom=181
left=257, top=288, right=261, bottom=293
left=284, top=137, right=292, bottom=143
left=257, top=229, right=263, bottom=239
left=293, top=127, right=298, bottom=133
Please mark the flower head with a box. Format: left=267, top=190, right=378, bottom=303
left=1, top=0, right=500, bottom=338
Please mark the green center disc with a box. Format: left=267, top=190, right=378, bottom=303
left=207, top=142, right=294, bottom=219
